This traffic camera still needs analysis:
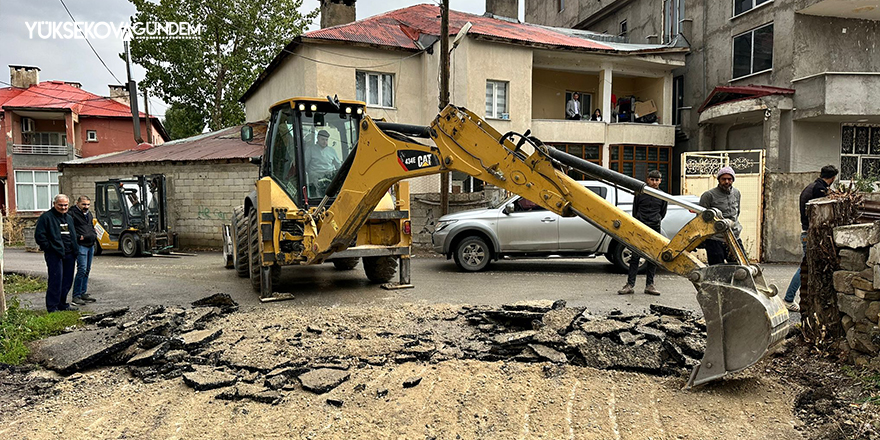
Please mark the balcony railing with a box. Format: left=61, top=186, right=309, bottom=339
left=12, top=144, right=70, bottom=155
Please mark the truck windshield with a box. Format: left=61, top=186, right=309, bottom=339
left=267, top=105, right=359, bottom=203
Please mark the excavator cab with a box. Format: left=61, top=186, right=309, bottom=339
left=262, top=98, right=362, bottom=207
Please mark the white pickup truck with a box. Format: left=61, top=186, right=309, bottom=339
left=431, top=181, right=699, bottom=272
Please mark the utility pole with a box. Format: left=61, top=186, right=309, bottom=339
left=439, top=0, right=450, bottom=215
left=143, top=88, right=153, bottom=145
left=124, top=41, right=143, bottom=144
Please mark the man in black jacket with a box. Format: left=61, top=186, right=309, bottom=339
left=782, top=165, right=838, bottom=312
left=34, top=194, right=78, bottom=312
left=70, top=195, right=97, bottom=305
left=618, top=170, right=667, bottom=296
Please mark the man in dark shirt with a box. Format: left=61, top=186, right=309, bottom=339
left=618, top=170, right=667, bottom=296
left=70, top=195, right=98, bottom=305
left=34, top=194, right=78, bottom=312
left=783, top=165, right=838, bottom=312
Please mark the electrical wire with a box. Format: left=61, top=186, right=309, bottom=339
left=57, top=0, right=124, bottom=85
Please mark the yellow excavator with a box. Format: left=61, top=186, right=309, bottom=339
left=226, top=96, right=789, bottom=387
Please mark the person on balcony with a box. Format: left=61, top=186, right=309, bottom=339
left=591, top=109, right=603, bottom=121
left=566, top=93, right=582, bottom=120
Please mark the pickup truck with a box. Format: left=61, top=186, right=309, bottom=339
left=431, top=181, right=699, bottom=272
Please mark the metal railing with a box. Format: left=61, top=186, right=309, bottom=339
left=12, top=144, right=70, bottom=155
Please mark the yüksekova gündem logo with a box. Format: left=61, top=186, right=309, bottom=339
left=25, top=21, right=202, bottom=40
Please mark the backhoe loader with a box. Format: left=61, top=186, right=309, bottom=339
left=227, top=96, right=789, bottom=387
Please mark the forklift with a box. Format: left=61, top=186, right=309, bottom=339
left=93, top=174, right=178, bottom=257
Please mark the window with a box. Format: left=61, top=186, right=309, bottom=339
left=356, top=71, right=394, bottom=107
left=14, top=170, right=59, bottom=211
left=664, top=0, right=685, bottom=42
left=609, top=146, right=672, bottom=192
left=619, top=20, right=628, bottom=37
left=734, top=0, right=770, bottom=16
left=485, top=80, right=509, bottom=119
left=22, top=132, right=66, bottom=146
left=21, top=117, right=34, bottom=133
left=87, top=130, right=97, bottom=142
left=840, top=124, right=880, bottom=181
left=549, top=143, right=602, bottom=180
left=558, top=0, right=564, bottom=12
left=732, top=23, right=773, bottom=79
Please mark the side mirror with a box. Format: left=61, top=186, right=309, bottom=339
left=503, top=203, right=515, bottom=214
left=241, top=125, right=253, bottom=142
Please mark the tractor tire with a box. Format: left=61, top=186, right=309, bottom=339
left=363, top=256, right=397, bottom=283
left=332, top=258, right=359, bottom=271
left=232, top=206, right=249, bottom=278
left=120, top=233, right=141, bottom=258
left=247, top=209, right=261, bottom=292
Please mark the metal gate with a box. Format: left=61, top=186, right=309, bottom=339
left=681, top=150, right=765, bottom=262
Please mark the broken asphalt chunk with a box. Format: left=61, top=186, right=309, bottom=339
left=128, top=342, right=170, bottom=366
left=176, top=329, right=222, bottom=351
left=182, top=366, right=238, bottom=391
left=298, top=368, right=350, bottom=394
left=528, top=344, right=568, bottom=363
left=326, top=398, right=344, bottom=407
left=402, top=376, right=422, bottom=388
left=649, top=304, right=691, bottom=318
left=579, top=319, right=632, bottom=336
left=80, top=307, right=129, bottom=325
left=191, top=293, right=238, bottom=312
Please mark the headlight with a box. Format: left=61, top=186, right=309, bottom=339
left=434, top=220, right=458, bottom=232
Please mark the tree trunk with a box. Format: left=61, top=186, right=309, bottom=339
left=802, top=199, right=844, bottom=345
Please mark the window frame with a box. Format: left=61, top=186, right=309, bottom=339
left=86, top=130, right=98, bottom=142
left=14, top=170, right=60, bottom=211
left=732, top=0, right=772, bottom=18
left=731, top=22, right=774, bottom=81
left=356, top=71, right=395, bottom=109
left=619, top=19, right=628, bottom=38
left=485, top=80, right=510, bottom=120
left=840, top=123, right=880, bottom=181
left=608, top=145, right=672, bottom=192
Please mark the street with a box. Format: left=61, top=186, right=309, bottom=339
left=3, top=248, right=799, bottom=315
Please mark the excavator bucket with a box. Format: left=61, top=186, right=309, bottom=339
left=688, top=265, right=790, bottom=387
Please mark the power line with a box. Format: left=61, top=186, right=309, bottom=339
left=57, top=0, right=124, bottom=85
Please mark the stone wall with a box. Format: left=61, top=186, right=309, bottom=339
left=59, top=161, right=258, bottom=248
left=411, top=187, right=508, bottom=248
left=832, top=222, right=880, bottom=369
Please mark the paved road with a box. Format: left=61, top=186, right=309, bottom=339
left=4, top=248, right=799, bottom=316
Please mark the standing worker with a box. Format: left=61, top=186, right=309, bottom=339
left=699, top=166, right=744, bottom=265
left=70, top=195, right=97, bottom=306
left=782, top=165, right=838, bottom=312
left=618, top=170, right=667, bottom=296
left=34, top=194, right=78, bottom=312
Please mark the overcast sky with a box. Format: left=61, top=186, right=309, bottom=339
left=0, top=0, right=523, bottom=119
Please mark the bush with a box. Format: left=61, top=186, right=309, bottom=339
left=3, top=274, right=47, bottom=295
left=0, top=296, right=81, bottom=365
left=2, top=211, right=27, bottom=246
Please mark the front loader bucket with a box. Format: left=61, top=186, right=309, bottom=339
left=688, top=265, right=789, bottom=387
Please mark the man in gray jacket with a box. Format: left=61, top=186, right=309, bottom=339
left=566, top=93, right=581, bottom=120
left=699, top=166, right=744, bottom=265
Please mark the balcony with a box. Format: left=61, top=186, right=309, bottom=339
left=529, top=119, right=675, bottom=147
left=798, top=0, right=880, bottom=20
left=12, top=144, right=70, bottom=155
left=792, top=72, right=880, bottom=121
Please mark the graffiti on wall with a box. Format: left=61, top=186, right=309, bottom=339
left=198, top=207, right=229, bottom=221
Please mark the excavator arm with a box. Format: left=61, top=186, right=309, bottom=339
left=307, top=104, right=789, bottom=386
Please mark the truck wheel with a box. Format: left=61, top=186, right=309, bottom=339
left=120, top=233, right=141, bottom=258
left=363, top=256, right=397, bottom=283
left=232, top=206, right=249, bottom=278
left=612, top=243, right=647, bottom=274
left=332, top=258, right=359, bottom=270
left=453, top=236, right=491, bottom=272
left=247, top=209, right=261, bottom=292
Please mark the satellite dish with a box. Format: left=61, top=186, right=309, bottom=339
left=451, top=22, right=473, bottom=49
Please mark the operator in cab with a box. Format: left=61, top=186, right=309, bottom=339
left=306, top=130, right=341, bottom=181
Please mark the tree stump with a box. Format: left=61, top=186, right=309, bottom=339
left=802, top=199, right=845, bottom=345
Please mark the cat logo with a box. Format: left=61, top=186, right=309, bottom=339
left=397, top=150, right=440, bottom=171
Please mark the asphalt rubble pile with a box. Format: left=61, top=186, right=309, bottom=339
left=27, top=296, right=711, bottom=406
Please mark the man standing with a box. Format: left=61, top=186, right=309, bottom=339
left=70, top=195, right=97, bottom=306
left=566, top=93, right=581, bottom=120
left=618, top=170, right=667, bottom=296
left=782, top=165, right=838, bottom=312
left=34, top=194, right=78, bottom=312
left=699, top=166, right=744, bottom=265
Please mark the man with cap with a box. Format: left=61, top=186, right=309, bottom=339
left=699, top=166, right=744, bottom=265
left=781, top=164, right=839, bottom=312
left=305, top=129, right=341, bottom=186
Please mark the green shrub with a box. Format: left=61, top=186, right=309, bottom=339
left=0, top=296, right=81, bottom=365
left=3, top=274, right=47, bottom=294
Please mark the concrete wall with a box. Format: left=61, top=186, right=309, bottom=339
left=463, top=39, right=534, bottom=132
left=244, top=45, right=318, bottom=122
left=789, top=121, right=841, bottom=172
left=59, top=161, right=259, bottom=247
left=79, top=118, right=164, bottom=157
left=410, top=188, right=508, bottom=247
left=792, top=14, right=880, bottom=79
left=762, top=171, right=817, bottom=262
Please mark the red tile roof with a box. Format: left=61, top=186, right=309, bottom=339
left=305, top=4, right=614, bottom=51
left=62, top=122, right=267, bottom=167
left=0, top=81, right=149, bottom=118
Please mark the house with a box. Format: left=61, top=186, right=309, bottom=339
left=525, top=0, right=880, bottom=261
left=58, top=123, right=265, bottom=247
left=241, top=1, right=687, bottom=195
left=1, top=65, right=169, bottom=215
